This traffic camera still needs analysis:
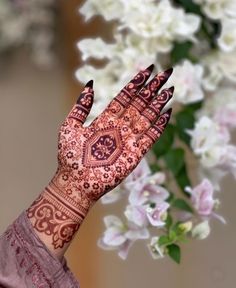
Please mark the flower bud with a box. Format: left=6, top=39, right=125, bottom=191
left=192, top=221, right=210, bottom=240
left=179, top=221, right=193, bottom=233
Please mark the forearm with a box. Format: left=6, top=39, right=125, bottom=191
left=26, top=173, right=93, bottom=260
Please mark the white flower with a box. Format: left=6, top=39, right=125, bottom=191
left=192, top=221, right=210, bottom=239
left=79, top=0, right=124, bottom=22
left=193, top=0, right=236, bottom=20
left=166, top=60, right=204, bottom=104
left=218, top=18, right=236, bottom=52
left=119, top=0, right=200, bottom=47
left=77, top=38, right=116, bottom=61
left=202, top=50, right=236, bottom=90
left=200, top=87, right=236, bottom=129
left=188, top=116, right=230, bottom=168
left=148, top=236, right=165, bottom=259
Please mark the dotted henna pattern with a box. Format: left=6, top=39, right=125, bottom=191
left=27, top=65, right=174, bottom=251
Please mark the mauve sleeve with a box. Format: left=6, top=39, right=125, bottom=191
left=0, top=211, right=80, bottom=288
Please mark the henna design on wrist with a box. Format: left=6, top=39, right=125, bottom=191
left=27, top=64, right=174, bottom=251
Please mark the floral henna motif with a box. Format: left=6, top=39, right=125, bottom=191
left=27, top=64, right=174, bottom=253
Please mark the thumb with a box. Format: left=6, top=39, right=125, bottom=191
left=68, top=80, right=94, bottom=126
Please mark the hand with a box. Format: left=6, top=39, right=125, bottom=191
left=27, top=64, right=174, bottom=252
left=55, top=64, right=173, bottom=205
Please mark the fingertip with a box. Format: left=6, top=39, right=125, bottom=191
left=146, top=64, right=155, bottom=72
left=164, top=67, right=173, bottom=77
left=86, top=79, right=94, bottom=88
left=165, top=107, right=173, bottom=116
left=169, top=86, right=175, bottom=93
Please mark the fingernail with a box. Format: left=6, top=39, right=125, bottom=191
left=146, top=64, right=154, bottom=72
left=86, top=79, right=93, bottom=88
left=166, top=107, right=173, bottom=115
left=169, top=86, right=175, bottom=93
left=164, top=67, right=173, bottom=77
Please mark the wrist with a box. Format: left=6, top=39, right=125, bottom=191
left=49, top=169, right=95, bottom=218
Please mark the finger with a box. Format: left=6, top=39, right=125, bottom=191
left=102, top=64, right=154, bottom=118
left=137, top=108, right=172, bottom=156
left=132, top=87, right=174, bottom=136
left=121, top=68, right=173, bottom=126
left=67, top=80, right=94, bottom=126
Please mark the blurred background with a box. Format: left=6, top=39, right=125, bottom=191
left=0, top=0, right=236, bottom=287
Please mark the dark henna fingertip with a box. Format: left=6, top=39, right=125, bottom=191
left=86, top=79, right=94, bottom=88
left=164, top=67, right=173, bottom=77
left=146, top=64, right=154, bottom=72
left=169, top=86, right=175, bottom=93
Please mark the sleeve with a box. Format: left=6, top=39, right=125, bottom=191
left=0, top=210, right=80, bottom=288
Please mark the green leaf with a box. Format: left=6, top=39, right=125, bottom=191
left=175, top=110, right=195, bottom=146
left=150, top=163, right=161, bottom=173
left=178, top=235, right=188, bottom=243
left=164, top=148, right=192, bottom=196
left=158, top=235, right=171, bottom=246
left=152, top=124, right=175, bottom=158
left=166, top=191, right=175, bottom=204
left=164, top=148, right=185, bottom=176
left=167, top=244, right=181, bottom=264
left=186, top=101, right=203, bottom=112
left=171, top=41, right=193, bottom=64
left=176, top=165, right=192, bottom=197
left=169, top=230, right=177, bottom=241
left=175, top=102, right=203, bottom=146
left=173, top=0, right=202, bottom=14
left=165, top=214, right=173, bottom=230
left=172, top=198, right=193, bottom=213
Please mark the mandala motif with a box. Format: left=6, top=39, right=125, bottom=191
left=82, top=128, right=123, bottom=167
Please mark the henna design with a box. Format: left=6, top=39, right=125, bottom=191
left=82, top=127, right=123, bottom=167
left=27, top=64, right=174, bottom=252
left=133, top=86, right=174, bottom=135
left=100, top=64, right=154, bottom=118
left=121, top=68, right=173, bottom=126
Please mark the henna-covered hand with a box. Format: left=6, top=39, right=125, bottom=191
left=27, top=64, right=174, bottom=256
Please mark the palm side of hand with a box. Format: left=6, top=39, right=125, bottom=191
left=54, top=64, right=174, bottom=208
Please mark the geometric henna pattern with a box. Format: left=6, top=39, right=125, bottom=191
left=82, top=127, right=123, bottom=167
left=27, top=64, right=174, bottom=253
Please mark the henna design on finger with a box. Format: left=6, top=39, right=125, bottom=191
left=67, top=81, right=94, bottom=125
left=132, top=87, right=174, bottom=135
left=121, top=68, right=173, bottom=126
left=143, top=108, right=172, bottom=144
left=102, top=64, right=154, bottom=117
left=136, top=109, right=172, bottom=157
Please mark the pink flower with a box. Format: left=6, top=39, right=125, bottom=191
left=187, top=179, right=214, bottom=216
left=98, top=215, right=149, bottom=260
left=124, top=205, right=148, bottom=227
left=146, top=202, right=170, bottom=227
left=214, top=108, right=236, bottom=130
left=186, top=179, right=226, bottom=224
left=129, top=182, right=169, bottom=206
left=124, top=158, right=151, bottom=190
